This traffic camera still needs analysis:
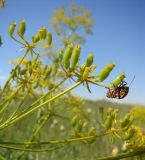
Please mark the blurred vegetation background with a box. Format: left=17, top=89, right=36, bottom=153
left=0, top=98, right=144, bottom=160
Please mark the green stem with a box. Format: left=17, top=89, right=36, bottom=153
left=9, top=77, right=68, bottom=122
left=4, top=88, right=31, bottom=124
left=96, top=148, right=145, bottom=160
left=0, top=133, right=108, bottom=145
left=87, top=79, right=110, bottom=89
left=11, top=36, right=25, bottom=45
left=0, top=144, right=64, bottom=152
left=0, top=48, right=29, bottom=96
left=17, top=111, right=52, bottom=159
left=0, top=81, right=82, bottom=128
left=0, top=86, right=21, bottom=114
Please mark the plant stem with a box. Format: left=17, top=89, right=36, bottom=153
left=0, top=81, right=82, bottom=128
left=0, top=86, right=21, bottom=114
left=0, top=133, right=108, bottom=145
left=9, top=77, right=68, bottom=122
left=0, top=144, right=64, bottom=152
left=87, top=79, right=110, bottom=89
left=96, top=148, right=145, bottom=160
left=17, top=111, right=52, bottom=159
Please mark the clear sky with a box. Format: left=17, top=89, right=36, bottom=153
left=0, top=0, right=145, bottom=105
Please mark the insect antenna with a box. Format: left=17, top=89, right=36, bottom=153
left=129, top=76, right=135, bottom=87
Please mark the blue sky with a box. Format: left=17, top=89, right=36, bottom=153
left=0, top=0, right=145, bottom=105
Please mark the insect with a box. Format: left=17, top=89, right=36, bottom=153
left=106, top=77, right=135, bottom=99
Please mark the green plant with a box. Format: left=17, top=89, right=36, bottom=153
left=0, top=20, right=145, bottom=160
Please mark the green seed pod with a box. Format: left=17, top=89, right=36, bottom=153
left=63, top=44, right=73, bottom=69
left=71, top=115, right=78, bottom=127
left=52, top=63, right=59, bottom=77
left=96, top=63, right=115, bottom=82
left=110, top=73, right=126, bottom=88
left=47, top=32, right=52, bottom=47
left=80, top=63, right=86, bottom=74
left=104, top=115, right=113, bottom=130
left=71, top=45, right=81, bottom=69
left=124, top=128, right=135, bottom=140
left=107, top=107, right=113, bottom=115
left=29, top=67, right=33, bottom=75
left=43, top=65, right=48, bottom=74
left=48, top=82, right=54, bottom=90
left=120, top=113, right=131, bottom=128
left=123, top=115, right=134, bottom=131
left=112, top=109, right=119, bottom=120
left=45, top=66, right=52, bottom=77
left=17, top=66, right=21, bottom=74
left=20, top=69, right=27, bottom=75
left=17, top=20, right=26, bottom=37
left=77, top=120, right=83, bottom=132
left=32, top=34, right=41, bottom=43
left=86, top=53, right=94, bottom=67
left=34, top=81, right=39, bottom=89
left=88, top=127, right=96, bottom=136
left=82, top=67, right=91, bottom=80
left=8, top=22, right=16, bottom=37
left=82, top=122, right=87, bottom=128
left=39, top=26, right=47, bottom=40
left=58, top=50, right=63, bottom=63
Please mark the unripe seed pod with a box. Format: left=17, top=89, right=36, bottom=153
left=112, top=109, right=119, bottom=120
left=54, top=58, right=59, bottom=63
left=52, top=63, right=59, bottom=77
left=17, top=20, right=26, bottom=37
left=63, top=44, right=73, bottom=69
left=120, top=114, right=130, bottom=128
left=17, top=66, right=21, bottom=74
left=82, top=122, right=87, bottom=128
left=39, top=26, right=47, bottom=40
left=104, top=115, right=113, bottom=130
left=71, top=45, right=81, bottom=69
left=29, top=67, right=33, bottom=75
left=43, top=65, right=48, bottom=74
left=47, top=32, right=52, bottom=47
left=77, top=120, right=83, bottom=132
left=110, top=73, right=126, bottom=88
left=86, top=53, right=94, bottom=67
left=124, top=128, right=135, bottom=140
left=82, top=67, right=91, bottom=80
left=71, top=115, right=78, bottom=127
left=8, top=22, right=16, bottom=37
left=20, top=69, right=27, bottom=75
left=107, top=107, right=113, bottom=115
left=45, top=66, right=52, bottom=77
left=58, top=50, right=63, bottom=63
left=34, top=81, right=39, bottom=89
left=48, top=82, right=54, bottom=90
left=123, top=115, right=134, bottom=131
left=32, top=34, right=41, bottom=43
left=88, top=127, right=96, bottom=136
left=96, top=63, right=115, bottom=82
left=80, top=63, right=86, bottom=74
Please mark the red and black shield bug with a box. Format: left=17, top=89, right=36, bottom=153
left=106, top=77, right=135, bottom=99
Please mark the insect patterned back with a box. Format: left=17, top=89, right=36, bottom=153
left=106, top=81, right=129, bottom=99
